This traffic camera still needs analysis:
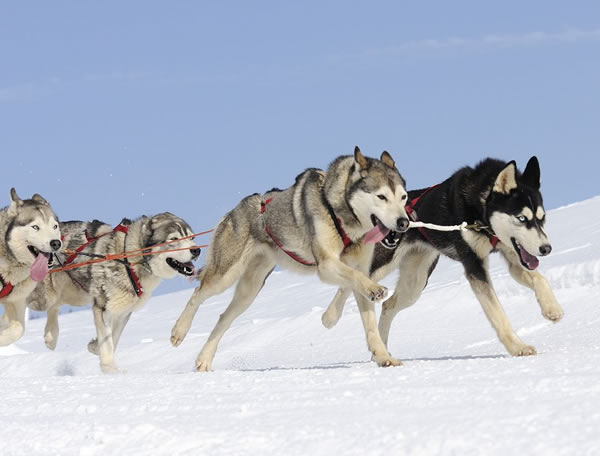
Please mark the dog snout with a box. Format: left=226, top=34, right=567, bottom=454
left=539, top=244, right=552, bottom=256
left=396, top=217, right=410, bottom=233
left=190, top=247, right=201, bottom=260
left=50, top=239, right=62, bottom=251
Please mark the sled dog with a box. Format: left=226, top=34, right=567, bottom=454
left=0, top=188, right=61, bottom=346
left=28, top=213, right=200, bottom=373
left=322, top=157, right=563, bottom=359
left=170, top=147, right=410, bottom=370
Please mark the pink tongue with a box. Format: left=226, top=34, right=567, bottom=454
left=364, top=221, right=390, bottom=244
left=520, top=247, right=540, bottom=270
left=30, top=253, right=49, bottom=282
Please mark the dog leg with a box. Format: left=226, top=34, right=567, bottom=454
left=500, top=248, right=563, bottom=322
left=171, top=257, right=247, bottom=347
left=92, top=301, right=119, bottom=373
left=354, top=293, right=402, bottom=367
left=0, top=301, right=26, bottom=346
left=111, top=312, right=132, bottom=352
left=467, top=271, right=536, bottom=356
left=195, top=258, right=275, bottom=372
left=316, top=256, right=387, bottom=302
left=44, top=304, right=60, bottom=350
left=379, top=250, right=439, bottom=348
left=321, top=288, right=351, bottom=329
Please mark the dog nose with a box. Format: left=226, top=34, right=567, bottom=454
left=190, top=248, right=201, bottom=259
left=396, top=217, right=410, bottom=233
left=539, top=244, right=552, bottom=256
left=50, top=239, right=62, bottom=251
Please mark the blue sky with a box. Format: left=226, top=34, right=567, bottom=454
left=1, top=2, right=599, bottom=293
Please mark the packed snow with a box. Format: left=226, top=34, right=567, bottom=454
left=1, top=197, right=600, bottom=455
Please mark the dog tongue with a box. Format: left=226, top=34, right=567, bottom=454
left=30, top=253, right=49, bottom=282
left=364, top=221, right=390, bottom=244
left=520, top=247, right=540, bottom=270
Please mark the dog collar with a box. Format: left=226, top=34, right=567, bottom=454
left=0, top=273, right=13, bottom=299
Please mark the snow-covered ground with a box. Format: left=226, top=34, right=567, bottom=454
left=1, top=197, right=600, bottom=455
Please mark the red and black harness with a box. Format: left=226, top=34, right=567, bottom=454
left=260, top=197, right=352, bottom=266
left=405, top=185, right=499, bottom=249
left=0, top=274, right=13, bottom=299
left=60, top=223, right=143, bottom=297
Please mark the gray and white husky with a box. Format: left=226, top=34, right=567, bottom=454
left=28, top=213, right=200, bottom=373
left=170, top=147, right=411, bottom=371
left=322, top=157, right=563, bottom=360
left=0, top=188, right=61, bottom=346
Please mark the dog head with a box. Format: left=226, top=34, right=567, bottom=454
left=4, top=188, right=62, bottom=281
left=348, top=147, right=410, bottom=246
left=488, top=157, right=551, bottom=270
left=142, top=212, right=200, bottom=279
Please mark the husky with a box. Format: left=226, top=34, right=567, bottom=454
left=321, top=156, right=563, bottom=359
left=0, top=188, right=62, bottom=346
left=170, top=147, right=410, bottom=371
left=27, top=213, right=200, bottom=373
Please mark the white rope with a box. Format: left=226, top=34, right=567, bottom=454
left=409, top=220, right=469, bottom=232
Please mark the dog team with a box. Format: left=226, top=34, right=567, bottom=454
left=0, top=147, right=563, bottom=373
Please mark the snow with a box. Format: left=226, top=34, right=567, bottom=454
left=2, top=197, right=600, bottom=455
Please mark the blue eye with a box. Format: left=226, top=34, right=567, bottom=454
left=32, top=225, right=40, bottom=231
left=517, top=216, right=527, bottom=223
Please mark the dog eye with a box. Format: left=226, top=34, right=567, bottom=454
left=32, top=225, right=40, bottom=231
left=53, top=224, right=58, bottom=230
left=169, top=237, right=179, bottom=241
left=377, top=195, right=387, bottom=202
left=401, top=195, right=407, bottom=201
left=517, top=215, right=527, bottom=223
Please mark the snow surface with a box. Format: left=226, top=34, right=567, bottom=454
left=1, top=197, right=600, bottom=455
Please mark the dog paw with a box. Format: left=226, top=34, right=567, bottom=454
left=87, top=339, right=99, bottom=356
left=44, top=334, right=57, bottom=351
left=195, top=358, right=212, bottom=372
left=375, top=355, right=403, bottom=367
left=364, top=283, right=388, bottom=302
left=321, top=308, right=341, bottom=329
left=100, top=363, right=124, bottom=374
left=543, top=307, right=564, bottom=323
left=170, top=321, right=191, bottom=347
left=511, top=344, right=537, bottom=357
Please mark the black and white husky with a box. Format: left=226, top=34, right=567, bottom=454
left=322, top=157, right=563, bottom=360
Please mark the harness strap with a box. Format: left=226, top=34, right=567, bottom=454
left=406, top=185, right=499, bottom=249
left=64, top=223, right=128, bottom=265
left=260, top=196, right=352, bottom=266
left=62, top=223, right=143, bottom=297
left=0, top=274, right=13, bottom=299
left=261, top=199, right=317, bottom=266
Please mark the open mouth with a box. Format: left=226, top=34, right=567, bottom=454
left=364, top=215, right=391, bottom=245
left=166, top=258, right=196, bottom=276
left=28, top=246, right=54, bottom=282
left=511, top=238, right=539, bottom=271
left=380, top=230, right=401, bottom=249
left=28, top=246, right=53, bottom=264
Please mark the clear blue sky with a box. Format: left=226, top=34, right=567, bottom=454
left=2, top=2, right=599, bottom=293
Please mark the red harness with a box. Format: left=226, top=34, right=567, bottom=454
left=0, top=274, right=13, bottom=299
left=260, top=198, right=351, bottom=266
left=406, top=185, right=499, bottom=249
left=62, top=223, right=143, bottom=297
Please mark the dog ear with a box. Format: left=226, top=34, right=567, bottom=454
left=493, top=161, right=518, bottom=194
left=354, top=146, right=368, bottom=177
left=380, top=151, right=396, bottom=170
left=8, top=188, right=23, bottom=216
left=521, top=156, right=541, bottom=190
left=31, top=193, right=49, bottom=206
